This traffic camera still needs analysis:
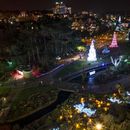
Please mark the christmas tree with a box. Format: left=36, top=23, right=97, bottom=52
left=126, top=30, right=130, bottom=41
left=118, top=16, right=121, bottom=23
left=109, top=32, right=118, bottom=48
left=87, top=40, right=97, bottom=61
left=115, top=16, right=123, bottom=31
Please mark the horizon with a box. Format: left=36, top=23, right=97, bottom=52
left=0, top=0, right=130, bottom=13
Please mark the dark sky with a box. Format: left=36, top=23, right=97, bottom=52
left=0, top=0, right=130, bottom=12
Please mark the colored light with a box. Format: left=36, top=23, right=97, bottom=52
left=11, top=70, right=24, bottom=80
left=109, top=32, right=118, bottom=48
left=76, top=123, right=80, bottom=128
left=95, top=123, right=102, bottom=130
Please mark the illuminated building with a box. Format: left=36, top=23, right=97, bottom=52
left=18, top=11, right=28, bottom=18
left=53, top=1, right=71, bottom=15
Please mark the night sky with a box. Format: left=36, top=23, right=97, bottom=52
left=0, top=0, right=130, bottom=12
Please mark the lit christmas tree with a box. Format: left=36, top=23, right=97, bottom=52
left=126, top=29, right=130, bottom=41
left=109, top=32, right=118, bottom=48
left=118, top=16, right=121, bottom=23
left=87, top=39, right=97, bottom=61
left=115, top=16, right=123, bottom=31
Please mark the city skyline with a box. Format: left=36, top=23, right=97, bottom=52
left=0, top=0, right=130, bottom=13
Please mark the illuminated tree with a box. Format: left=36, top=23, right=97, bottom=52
left=126, top=29, right=130, bottom=41
left=109, top=32, right=118, bottom=48
left=115, top=16, right=123, bottom=32
left=110, top=56, right=122, bottom=68
left=87, top=40, right=97, bottom=62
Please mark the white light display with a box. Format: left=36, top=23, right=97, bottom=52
left=126, top=91, right=130, bottom=96
left=73, top=103, right=96, bottom=117
left=107, top=97, right=122, bottom=104
left=110, top=56, right=122, bottom=67
left=87, top=39, right=97, bottom=62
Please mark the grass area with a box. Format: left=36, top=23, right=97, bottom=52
left=55, top=60, right=88, bottom=78
left=12, top=85, right=58, bottom=106
left=55, top=59, right=102, bottom=78
left=0, top=86, right=12, bottom=97
left=119, top=41, right=130, bottom=55
left=8, top=85, right=59, bottom=121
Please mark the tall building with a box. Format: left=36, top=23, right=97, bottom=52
left=53, top=1, right=71, bottom=15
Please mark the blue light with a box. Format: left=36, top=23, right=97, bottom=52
left=101, top=63, right=105, bottom=66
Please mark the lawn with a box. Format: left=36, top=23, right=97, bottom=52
left=55, top=60, right=89, bottom=78
left=119, top=41, right=130, bottom=55
left=13, top=85, right=57, bottom=104
left=0, top=86, right=12, bottom=97
left=55, top=59, right=103, bottom=79
left=7, top=85, right=59, bottom=121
